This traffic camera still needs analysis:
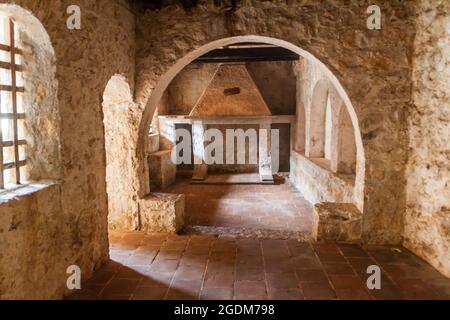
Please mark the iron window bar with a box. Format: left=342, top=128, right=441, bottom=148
left=0, top=19, right=26, bottom=189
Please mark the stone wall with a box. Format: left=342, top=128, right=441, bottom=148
left=0, top=0, right=135, bottom=299
left=15, top=8, right=62, bottom=182
left=2, top=0, right=449, bottom=300
left=135, top=1, right=415, bottom=245
left=405, top=0, right=450, bottom=278
left=102, top=75, right=140, bottom=231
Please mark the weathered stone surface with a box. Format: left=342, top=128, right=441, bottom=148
left=404, top=0, right=450, bottom=278
left=139, top=193, right=185, bottom=233
left=313, top=202, right=362, bottom=242
left=103, top=75, right=140, bottom=231
left=290, top=152, right=355, bottom=205
left=102, top=75, right=183, bottom=234
left=0, top=182, right=65, bottom=299
left=0, top=0, right=135, bottom=299
left=292, top=58, right=358, bottom=200
left=1, top=0, right=449, bottom=302
left=134, top=1, right=415, bottom=246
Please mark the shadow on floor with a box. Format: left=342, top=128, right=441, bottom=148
left=66, top=232, right=450, bottom=300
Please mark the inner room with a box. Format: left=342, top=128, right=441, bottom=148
left=151, top=43, right=318, bottom=239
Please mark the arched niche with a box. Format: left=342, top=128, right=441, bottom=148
left=336, top=105, right=357, bottom=175
left=102, top=74, right=139, bottom=230
left=0, top=4, right=61, bottom=184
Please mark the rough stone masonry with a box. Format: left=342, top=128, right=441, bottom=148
left=0, top=0, right=448, bottom=300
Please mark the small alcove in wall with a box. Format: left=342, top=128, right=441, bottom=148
left=0, top=3, right=64, bottom=300
left=0, top=5, right=61, bottom=193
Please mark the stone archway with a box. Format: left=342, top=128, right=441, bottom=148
left=136, top=35, right=365, bottom=211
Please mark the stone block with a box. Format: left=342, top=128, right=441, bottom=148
left=139, top=193, right=185, bottom=233
left=312, top=202, right=362, bottom=242
left=148, top=150, right=176, bottom=191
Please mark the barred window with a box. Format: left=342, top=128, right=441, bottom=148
left=0, top=16, right=26, bottom=189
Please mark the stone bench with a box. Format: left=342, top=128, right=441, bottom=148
left=139, top=193, right=185, bottom=233
left=312, top=202, right=362, bottom=242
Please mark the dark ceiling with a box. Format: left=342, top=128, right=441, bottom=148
left=195, top=44, right=300, bottom=64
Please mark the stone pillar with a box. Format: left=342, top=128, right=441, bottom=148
left=259, top=123, right=274, bottom=181
left=192, top=120, right=208, bottom=180
left=158, top=117, right=177, bottom=150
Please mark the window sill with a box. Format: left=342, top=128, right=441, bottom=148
left=291, top=152, right=356, bottom=186
left=0, top=180, right=58, bottom=203
left=309, top=157, right=332, bottom=171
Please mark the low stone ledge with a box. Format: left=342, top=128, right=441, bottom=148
left=312, top=202, right=362, bottom=242
left=138, top=193, right=185, bottom=233
left=0, top=180, right=59, bottom=203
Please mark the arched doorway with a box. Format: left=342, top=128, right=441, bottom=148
left=135, top=36, right=365, bottom=241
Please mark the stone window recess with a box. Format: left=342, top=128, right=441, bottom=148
left=0, top=15, right=27, bottom=189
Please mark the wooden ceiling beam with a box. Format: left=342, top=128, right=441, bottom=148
left=194, top=46, right=299, bottom=63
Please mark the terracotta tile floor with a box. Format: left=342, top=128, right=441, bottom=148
left=164, top=178, right=314, bottom=239
left=68, top=231, right=450, bottom=300
left=68, top=179, right=450, bottom=300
